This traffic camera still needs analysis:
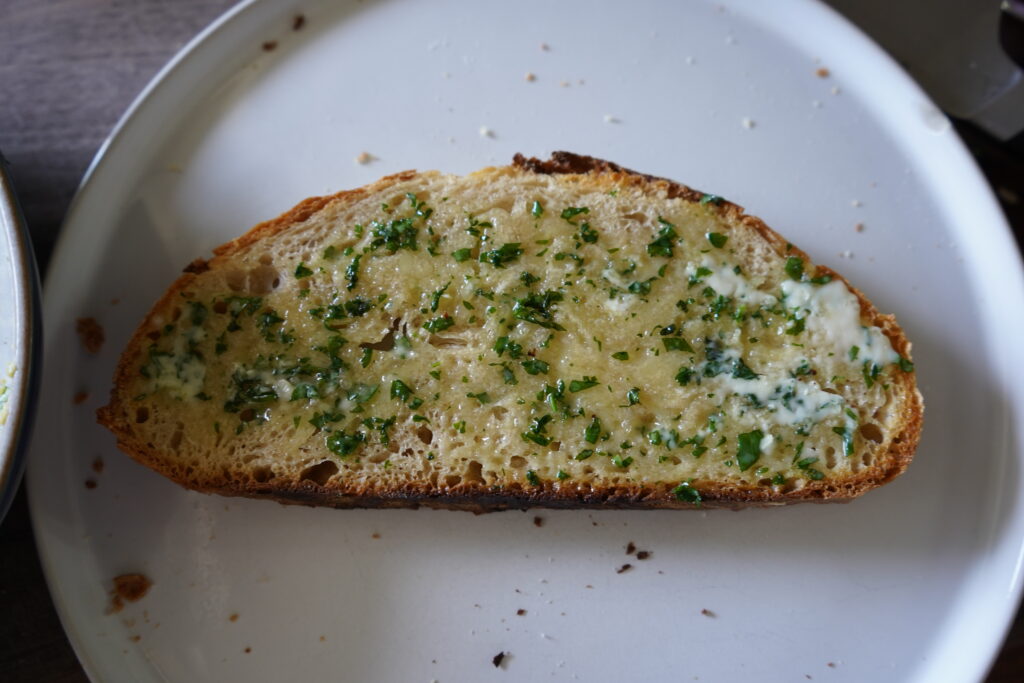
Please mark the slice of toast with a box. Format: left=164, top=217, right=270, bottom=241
left=98, top=152, right=922, bottom=510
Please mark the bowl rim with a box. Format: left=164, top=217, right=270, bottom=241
left=0, top=152, right=43, bottom=523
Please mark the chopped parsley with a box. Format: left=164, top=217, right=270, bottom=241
left=480, top=242, right=523, bottom=268
left=294, top=262, right=313, bottom=278
left=647, top=217, right=678, bottom=257
left=707, top=232, right=728, bottom=248
left=736, top=429, right=764, bottom=472
left=569, top=376, right=599, bottom=393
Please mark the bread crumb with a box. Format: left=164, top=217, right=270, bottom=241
left=292, top=14, right=305, bottom=31
left=850, top=199, right=862, bottom=207
left=616, top=563, right=632, bottom=574
left=262, top=40, right=277, bottom=52
left=636, top=550, right=651, bottom=560
left=838, top=250, right=854, bottom=259
left=479, top=126, right=495, bottom=138
left=320, top=635, right=326, bottom=642
left=533, top=516, right=544, bottom=527
left=811, top=100, right=823, bottom=108
left=129, top=635, right=141, bottom=643
left=815, top=67, right=830, bottom=78
left=830, top=86, right=840, bottom=95
left=76, top=317, right=105, bottom=353
left=741, top=117, right=755, bottom=129
left=685, top=56, right=695, bottom=65
left=725, top=35, right=736, bottom=45
left=524, top=72, right=536, bottom=82
left=108, top=574, right=153, bottom=614
left=244, top=646, right=252, bottom=653
left=625, top=541, right=636, bottom=555
left=827, top=662, right=836, bottom=668
left=229, top=613, right=239, bottom=622
left=996, top=186, right=1020, bottom=205
left=602, top=114, right=620, bottom=124
left=85, top=479, right=97, bottom=490
left=855, top=222, right=865, bottom=233
left=516, top=608, right=526, bottom=616
left=585, top=584, right=593, bottom=589
left=701, top=608, right=716, bottom=618
left=492, top=651, right=507, bottom=668
left=92, top=456, right=104, bottom=474
left=355, top=151, right=376, bottom=165
left=73, top=391, right=89, bottom=405
left=559, top=80, right=570, bottom=87
left=540, top=42, right=550, bottom=51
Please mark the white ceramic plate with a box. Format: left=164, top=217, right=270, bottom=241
left=29, top=0, right=1024, bottom=681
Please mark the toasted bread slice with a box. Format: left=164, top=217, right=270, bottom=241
left=98, top=152, right=922, bottom=510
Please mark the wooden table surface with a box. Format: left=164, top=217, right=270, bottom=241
left=1, top=1, right=1022, bottom=680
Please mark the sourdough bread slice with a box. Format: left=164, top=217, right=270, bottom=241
left=98, top=152, right=922, bottom=510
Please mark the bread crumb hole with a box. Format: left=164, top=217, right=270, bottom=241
left=465, top=460, right=484, bottom=484
left=509, top=456, right=527, bottom=468
left=428, top=335, right=468, bottom=347
left=135, top=407, right=149, bottom=424
left=859, top=423, right=883, bottom=443
left=225, top=269, right=246, bottom=291
left=252, top=466, right=274, bottom=483
left=445, top=474, right=462, bottom=487
left=300, top=460, right=338, bottom=485
left=416, top=425, right=433, bottom=444
left=491, top=406, right=508, bottom=420
left=248, top=265, right=280, bottom=295
left=169, top=423, right=184, bottom=451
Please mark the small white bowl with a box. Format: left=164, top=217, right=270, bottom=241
left=0, top=153, right=42, bottom=522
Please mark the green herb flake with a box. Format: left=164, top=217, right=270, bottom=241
left=626, top=388, right=640, bottom=406
left=898, top=357, right=915, bottom=372
left=531, top=200, right=544, bottom=218
left=480, top=242, right=524, bottom=268
left=390, top=379, right=414, bottom=402
left=341, top=254, right=361, bottom=291
left=521, top=359, right=549, bottom=375
left=326, top=429, right=365, bottom=458
left=583, top=416, right=602, bottom=444
left=673, top=481, right=702, bottom=505
left=849, top=345, right=860, bottom=362
left=560, top=206, right=590, bottom=222
left=423, top=315, right=455, bottom=333
left=699, top=194, right=724, bottom=205
left=784, top=256, right=804, bottom=281
left=569, top=376, right=599, bottom=393
left=611, top=455, right=633, bottom=469
left=833, top=426, right=854, bottom=456
left=452, top=248, right=472, bottom=262
left=556, top=470, right=570, bottom=481
left=575, top=449, right=594, bottom=461
left=663, top=337, right=694, bottom=353
left=611, top=351, right=629, bottom=361
left=525, top=469, right=541, bottom=486
left=466, top=391, right=491, bottom=405
left=736, top=429, right=764, bottom=472
left=707, top=232, right=728, bottom=248
left=647, top=217, right=679, bottom=257
left=430, top=280, right=451, bottom=312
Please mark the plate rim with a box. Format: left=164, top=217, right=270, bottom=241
left=27, top=0, right=1024, bottom=680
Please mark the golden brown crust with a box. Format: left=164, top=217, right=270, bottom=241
left=99, top=153, right=922, bottom=512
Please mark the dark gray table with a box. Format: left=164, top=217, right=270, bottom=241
left=2, top=1, right=1022, bottom=680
